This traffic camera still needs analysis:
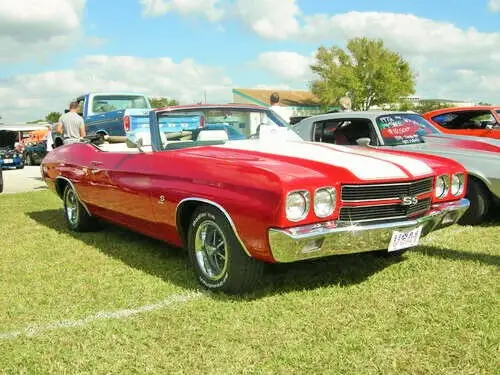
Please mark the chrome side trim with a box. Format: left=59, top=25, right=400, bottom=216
left=268, top=198, right=470, bottom=263
left=175, top=197, right=251, bottom=257
left=55, top=176, right=92, bottom=216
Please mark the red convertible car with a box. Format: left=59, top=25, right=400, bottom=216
left=423, top=106, right=500, bottom=140
left=41, top=104, right=469, bottom=293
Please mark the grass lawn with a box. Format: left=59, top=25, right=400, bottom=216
left=0, top=190, right=498, bottom=374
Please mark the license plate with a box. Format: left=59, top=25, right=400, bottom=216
left=388, top=226, right=423, bottom=252
left=3, top=159, right=12, bottom=163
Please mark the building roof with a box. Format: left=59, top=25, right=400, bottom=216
left=153, top=103, right=269, bottom=113
left=233, top=88, right=322, bottom=107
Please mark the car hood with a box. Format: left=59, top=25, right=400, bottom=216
left=184, top=140, right=441, bottom=183
left=394, top=139, right=500, bottom=179
left=425, top=133, right=500, bottom=148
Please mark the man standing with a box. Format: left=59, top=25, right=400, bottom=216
left=56, top=102, right=85, bottom=144
left=269, top=92, right=291, bottom=124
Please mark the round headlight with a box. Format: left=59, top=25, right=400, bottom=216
left=314, top=187, right=336, bottom=218
left=286, top=191, right=309, bottom=221
left=451, top=173, right=465, bottom=196
left=435, top=175, right=450, bottom=198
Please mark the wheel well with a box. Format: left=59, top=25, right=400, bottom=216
left=96, top=130, right=108, bottom=136
left=54, top=178, right=69, bottom=199
left=176, top=201, right=205, bottom=247
left=468, top=174, right=492, bottom=199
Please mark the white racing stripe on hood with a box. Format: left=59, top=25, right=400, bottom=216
left=218, top=140, right=409, bottom=180
left=319, top=143, right=433, bottom=178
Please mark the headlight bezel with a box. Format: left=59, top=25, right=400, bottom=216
left=451, top=173, right=465, bottom=196
left=286, top=190, right=310, bottom=222
left=435, top=175, right=450, bottom=199
left=313, top=187, right=336, bottom=218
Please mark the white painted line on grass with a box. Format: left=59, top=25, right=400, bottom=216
left=0, top=291, right=204, bottom=341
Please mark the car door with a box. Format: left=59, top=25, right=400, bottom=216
left=86, top=150, right=158, bottom=234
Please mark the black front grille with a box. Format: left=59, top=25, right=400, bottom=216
left=339, top=198, right=431, bottom=223
left=341, top=178, right=433, bottom=202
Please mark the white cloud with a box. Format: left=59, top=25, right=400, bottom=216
left=489, top=0, right=500, bottom=12
left=0, top=0, right=86, bottom=61
left=140, top=0, right=224, bottom=21
left=255, top=52, right=313, bottom=83
left=0, top=56, right=232, bottom=122
left=294, top=11, right=500, bottom=103
left=234, top=0, right=300, bottom=39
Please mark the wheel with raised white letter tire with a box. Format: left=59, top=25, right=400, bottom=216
left=187, top=206, right=264, bottom=293
left=63, top=184, right=98, bottom=232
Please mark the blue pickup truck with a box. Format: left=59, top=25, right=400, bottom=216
left=54, top=93, right=152, bottom=145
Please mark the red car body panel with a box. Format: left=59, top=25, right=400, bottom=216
left=423, top=106, right=500, bottom=140
left=42, top=139, right=468, bottom=263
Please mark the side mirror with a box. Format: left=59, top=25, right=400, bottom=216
left=356, top=137, right=371, bottom=147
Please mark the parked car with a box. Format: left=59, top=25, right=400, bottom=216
left=0, top=146, right=24, bottom=169
left=422, top=106, right=500, bottom=140
left=41, top=104, right=469, bottom=293
left=293, top=111, right=500, bottom=224
left=23, top=140, right=48, bottom=165
left=52, top=92, right=152, bottom=146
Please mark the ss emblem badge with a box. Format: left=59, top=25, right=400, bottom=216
left=401, top=196, right=419, bottom=206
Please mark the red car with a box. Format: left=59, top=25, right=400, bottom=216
left=423, top=106, right=500, bottom=139
left=41, top=104, right=469, bottom=293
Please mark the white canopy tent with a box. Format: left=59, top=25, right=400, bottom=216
left=0, top=123, right=52, bottom=132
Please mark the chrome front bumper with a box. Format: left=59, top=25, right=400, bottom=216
left=268, top=198, right=470, bottom=263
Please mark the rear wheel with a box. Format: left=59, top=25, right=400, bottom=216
left=63, top=184, right=98, bottom=232
left=187, top=206, right=264, bottom=293
left=458, top=178, right=490, bottom=225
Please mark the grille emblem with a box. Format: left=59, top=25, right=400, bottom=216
left=401, top=196, right=419, bottom=206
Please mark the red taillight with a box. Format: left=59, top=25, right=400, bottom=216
left=123, top=115, right=130, bottom=132
left=199, top=115, right=205, bottom=128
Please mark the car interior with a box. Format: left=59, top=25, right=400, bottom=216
left=432, top=111, right=499, bottom=129
left=313, top=119, right=378, bottom=146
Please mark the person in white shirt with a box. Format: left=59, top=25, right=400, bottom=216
left=45, top=124, right=53, bottom=152
left=269, top=92, right=291, bottom=124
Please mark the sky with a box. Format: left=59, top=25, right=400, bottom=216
left=0, top=0, right=499, bottom=121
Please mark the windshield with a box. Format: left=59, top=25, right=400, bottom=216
left=376, top=113, right=440, bottom=146
left=91, top=95, right=149, bottom=113
left=155, top=107, right=301, bottom=149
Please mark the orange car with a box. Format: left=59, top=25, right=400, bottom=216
left=422, top=106, right=500, bottom=139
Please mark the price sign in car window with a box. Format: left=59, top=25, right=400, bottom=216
left=376, top=114, right=436, bottom=146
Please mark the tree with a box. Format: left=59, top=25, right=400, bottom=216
left=45, top=112, right=62, bottom=123
left=310, top=38, right=416, bottom=110
left=413, top=100, right=450, bottom=114
left=149, top=97, right=179, bottom=108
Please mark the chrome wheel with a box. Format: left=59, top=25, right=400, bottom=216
left=65, top=189, right=79, bottom=226
left=194, top=220, right=228, bottom=281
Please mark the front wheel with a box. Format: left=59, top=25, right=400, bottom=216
left=63, top=184, right=98, bottom=232
left=187, top=206, right=264, bottom=293
left=458, top=179, right=490, bottom=225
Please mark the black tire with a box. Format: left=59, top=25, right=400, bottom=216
left=16, top=164, right=24, bottom=169
left=458, top=178, right=490, bottom=225
left=187, top=205, right=264, bottom=293
left=62, top=184, right=98, bottom=232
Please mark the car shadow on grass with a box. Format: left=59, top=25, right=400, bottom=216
left=414, top=245, right=500, bottom=267
left=28, top=209, right=404, bottom=299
